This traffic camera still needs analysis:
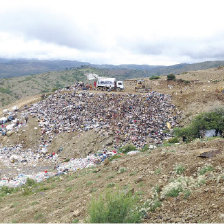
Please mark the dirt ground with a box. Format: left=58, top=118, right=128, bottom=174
left=0, top=137, right=224, bottom=223
left=0, top=67, right=224, bottom=222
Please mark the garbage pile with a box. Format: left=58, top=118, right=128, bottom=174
left=0, top=146, right=118, bottom=188
left=0, top=106, right=28, bottom=136
left=0, top=145, right=58, bottom=167
left=0, top=172, right=55, bottom=188
left=28, top=90, right=180, bottom=149
left=56, top=150, right=117, bottom=173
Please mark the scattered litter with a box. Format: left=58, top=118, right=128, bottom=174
left=127, top=151, right=140, bottom=155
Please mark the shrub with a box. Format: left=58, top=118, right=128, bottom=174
left=118, top=167, right=127, bottom=174
left=141, top=144, right=149, bottom=152
left=174, top=108, right=224, bottom=141
left=175, top=164, right=185, bottom=175
left=0, top=87, right=12, bottom=95
left=167, top=74, right=176, bottom=80
left=25, top=178, right=36, bottom=187
left=87, top=190, right=142, bottom=223
left=199, top=165, right=214, bottom=175
left=119, top=144, right=136, bottom=153
left=177, top=79, right=190, bottom=84
left=107, top=183, right=115, bottom=188
left=109, top=154, right=122, bottom=161
left=149, top=76, right=160, bottom=80
left=0, top=186, right=15, bottom=197
left=167, top=137, right=179, bottom=144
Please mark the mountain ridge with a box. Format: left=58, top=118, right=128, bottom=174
left=1, top=58, right=224, bottom=78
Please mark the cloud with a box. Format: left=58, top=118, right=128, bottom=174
left=1, top=0, right=224, bottom=65
left=0, top=8, right=102, bottom=51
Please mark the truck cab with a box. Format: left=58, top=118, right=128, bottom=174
left=116, top=81, right=124, bottom=90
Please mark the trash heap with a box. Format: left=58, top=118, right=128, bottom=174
left=56, top=150, right=117, bottom=173
left=0, top=146, right=118, bottom=188
left=0, top=145, right=58, bottom=167
left=0, top=106, right=28, bottom=136
left=28, top=90, right=180, bottom=149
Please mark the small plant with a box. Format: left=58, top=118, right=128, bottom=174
left=177, top=79, right=190, bottom=84
left=175, top=164, right=185, bottom=175
left=72, top=218, right=79, bottom=223
left=22, top=187, right=33, bottom=196
left=183, top=189, right=191, bottom=199
left=0, top=186, right=15, bottom=197
left=34, top=212, right=45, bottom=221
left=90, top=188, right=97, bottom=193
left=118, top=167, right=127, bottom=174
left=141, top=144, right=149, bottom=152
left=107, top=175, right=115, bottom=180
left=141, top=197, right=162, bottom=214
left=199, top=165, right=214, bottom=175
left=154, top=185, right=161, bottom=194
left=86, top=181, right=94, bottom=186
left=87, top=190, right=142, bottom=223
left=149, top=199, right=162, bottom=212
left=25, top=178, right=36, bottom=187
left=119, top=144, right=136, bottom=153
left=130, top=171, right=137, bottom=176
left=107, top=183, right=115, bottom=188
left=150, top=75, right=160, bottom=80
left=167, top=137, right=179, bottom=144
left=167, top=74, right=176, bottom=81
left=166, top=187, right=182, bottom=197
left=109, top=154, right=122, bottom=161
left=31, top=201, right=39, bottom=206
left=154, top=168, right=161, bottom=175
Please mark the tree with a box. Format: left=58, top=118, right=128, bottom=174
left=167, top=74, right=176, bottom=81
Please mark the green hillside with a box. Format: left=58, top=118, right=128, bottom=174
left=0, top=68, right=86, bottom=107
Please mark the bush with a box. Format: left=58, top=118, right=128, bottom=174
left=87, top=190, right=142, bottom=223
left=167, top=137, right=179, bottom=144
left=149, top=76, right=160, bottom=80
left=174, top=108, right=224, bottom=141
left=199, top=165, right=214, bottom=175
left=119, top=144, right=136, bottom=153
left=167, top=74, right=176, bottom=80
left=141, top=144, right=149, bottom=152
left=0, top=186, right=15, bottom=197
left=175, top=164, right=185, bottom=175
left=25, top=178, right=37, bottom=187
left=177, top=79, right=190, bottom=84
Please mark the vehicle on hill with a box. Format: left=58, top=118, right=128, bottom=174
left=96, top=77, right=124, bottom=91
left=135, top=80, right=150, bottom=92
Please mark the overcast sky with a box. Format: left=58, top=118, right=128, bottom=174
left=1, top=0, right=224, bottom=65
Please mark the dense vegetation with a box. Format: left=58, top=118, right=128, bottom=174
left=174, top=109, right=224, bottom=141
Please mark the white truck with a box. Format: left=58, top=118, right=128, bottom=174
left=96, top=77, right=124, bottom=91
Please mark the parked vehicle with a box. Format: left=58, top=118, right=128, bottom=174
left=96, top=77, right=124, bottom=91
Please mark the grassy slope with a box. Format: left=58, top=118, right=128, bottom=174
left=0, top=68, right=86, bottom=107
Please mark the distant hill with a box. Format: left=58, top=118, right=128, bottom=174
left=0, top=58, right=90, bottom=78
left=0, top=68, right=87, bottom=107
left=1, top=58, right=224, bottom=79
left=1, top=59, right=224, bottom=107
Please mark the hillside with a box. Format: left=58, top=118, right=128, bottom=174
left=0, top=137, right=224, bottom=223
left=0, top=59, right=90, bottom=78
left=0, top=68, right=87, bottom=107
left=0, top=67, right=224, bottom=223
left=2, top=58, right=224, bottom=79
left=2, top=62, right=224, bottom=108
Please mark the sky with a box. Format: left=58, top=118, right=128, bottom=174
left=0, top=0, right=224, bottom=65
